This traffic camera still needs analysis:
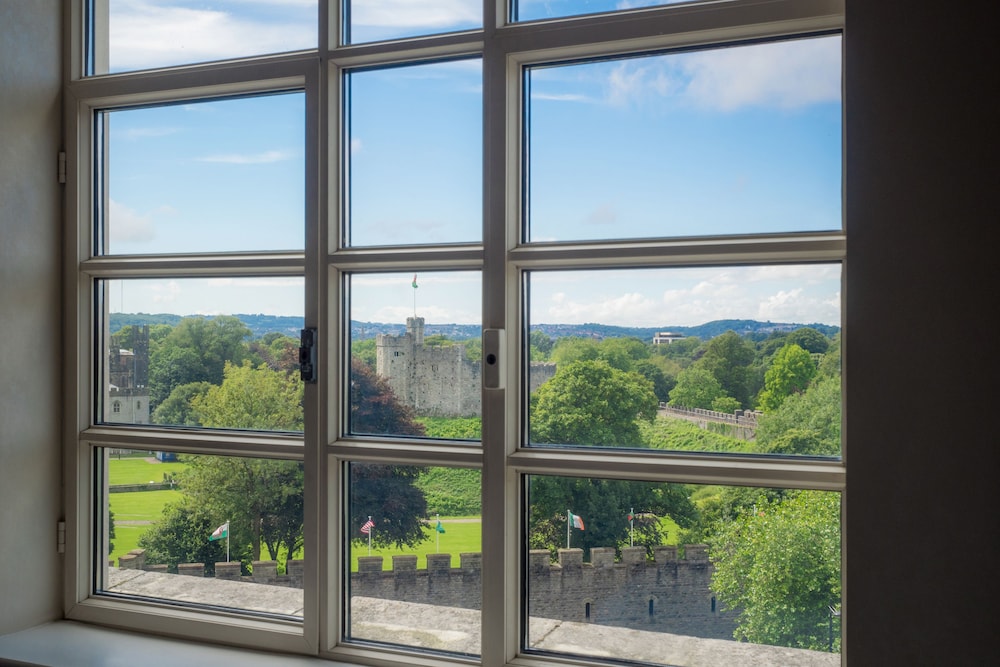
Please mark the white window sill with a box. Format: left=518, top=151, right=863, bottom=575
left=0, top=621, right=338, bottom=667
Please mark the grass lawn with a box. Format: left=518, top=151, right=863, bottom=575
left=108, top=489, right=183, bottom=564
left=108, top=457, right=188, bottom=485
left=349, top=519, right=482, bottom=571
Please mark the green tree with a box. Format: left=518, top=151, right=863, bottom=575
left=529, top=330, right=555, bottom=359
left=351, top=338, right=377, bottom=369
left=139, top=500, right=234, bottom=574
left=634, top=359, right=674, bottom=403
left=549, top=337, right=600, bottom=367
left=152, top=381, right=213, bottom=426
left=148, top=316, right=252, bottom=408
left=668, top=365, right=727, bottom=410
left=191, top=361, right=303, bottom=431
left=697, top=331, right=755, bottom=408
left=785, top=327, right=830, bottom=354
left=756, top=344, right=817, bottom=412
left=530, top=360, right=658, bottom=448
left=756, top=375, right=841, bottom=456
left=710, top=490, right=841, bottom=651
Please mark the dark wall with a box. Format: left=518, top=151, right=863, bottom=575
left=844, top=0, right=999, bottom=663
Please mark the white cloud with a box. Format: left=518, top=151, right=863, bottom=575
left=109, top=0, right=314, bottom=71
left=197, top=150, right=294, bottom=164
left=350, top=0, right=479, bottom=29
left=108, top=199, right=156, bottom=243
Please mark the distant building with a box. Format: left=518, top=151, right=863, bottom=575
left=652, top=331, right=685, bottom=345
left=106, top=325, right=150, bottom=425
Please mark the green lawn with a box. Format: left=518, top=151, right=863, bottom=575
left=108, top=489, right=183, bottom=564
left=108, top=457, right=188, bottom=485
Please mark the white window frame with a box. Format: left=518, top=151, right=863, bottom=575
left=63, top=1, right=846, bottom=664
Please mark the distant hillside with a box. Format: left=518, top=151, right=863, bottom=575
left=111, top=313, right=838, bottom=342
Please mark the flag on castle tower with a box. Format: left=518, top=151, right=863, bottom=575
left=412, top=274, right=418, bottom=289
left=569, top=511, right=585, bottom=530
left=360, top=519, right=375, bottom=535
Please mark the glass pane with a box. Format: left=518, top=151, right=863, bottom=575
left=345, top=60, right=482, bottom=247
left=347, top=271, right=482, bottom=439
left=100, top=277, right=304, bottom=431
left=102, top=93, right=304, bottom=255
left=514, top=0, right=697, bottom=23
left=99, top=0, right=316, bottom=74
left=346, top=462, right=482, bottom=656
left=525, top=265, right=842, bottom=456
left=345, top=0, right=481, bottom=45
left=100, top=449, right=304, bottom=619
left=525, top=475, right=841, bottom=665
left=525, top=36, right=842, bottom=242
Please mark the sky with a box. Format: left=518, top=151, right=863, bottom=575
left=104, top=1, right=842, bottom=330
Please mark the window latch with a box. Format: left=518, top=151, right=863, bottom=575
left=299, top=328, right=317, bottom=384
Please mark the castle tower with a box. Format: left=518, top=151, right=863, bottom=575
left=406, top=316, right=425, bottom=347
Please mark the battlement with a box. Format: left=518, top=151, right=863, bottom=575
left=119, top=544, right=735, bottom=640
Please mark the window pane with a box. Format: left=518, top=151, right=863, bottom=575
left=345, top=462, right=482, bottom=656
left=100, top=277, right=304, bottom=431
left=514, top=0, right=699, bottom=23
left=525, top=36, right=842, bottom=242
left=101, top=93, right=304, bottom=255
left=98, top=0, right=316, bottom=74
left=344, top=0, right=481, bottom=45
left=345, top=60, right=482, bottom=247
left=100, top=450, right=304, bottom=619
left=525, top=265, right=841, bottom=456
left=525, top=475, right=841, bottom=665
left=347, top=271, right=482, bottom=439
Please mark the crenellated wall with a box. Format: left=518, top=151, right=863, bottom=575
left=120, top=544, right=736, bottom=639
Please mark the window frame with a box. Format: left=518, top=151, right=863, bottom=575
left=64, top=0, right=846, bottom=664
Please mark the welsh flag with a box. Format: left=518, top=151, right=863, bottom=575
left=412, top=274, right=418, bottom=289
left=435, top=520, right=446, bottom=534
left=209, top=522, right=229, bottom=541
left=568, top=511, right=585, bottom=530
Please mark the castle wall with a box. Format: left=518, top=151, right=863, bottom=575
left=375, top=318, right=556, bottom=418
left=137, top=544, right=736, bottom=640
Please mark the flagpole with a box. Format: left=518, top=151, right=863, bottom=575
left=226, top=519, right=230, bottom=562
left=436, top=513, right=440, bottom=553
left=567, top=509, right=571, bottom=550
left=367, top=515, right=372, bottom=556
left=630, top=508, right=634, bottom=547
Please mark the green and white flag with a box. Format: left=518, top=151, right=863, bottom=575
left=209, top=522, right=229, bottom=541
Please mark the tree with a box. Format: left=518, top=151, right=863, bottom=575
left=710, top=490, right=841, bottom=651
left=139, top=499, right=235, bottom=574
left=785, top=327, right=830, bottom=355
left=634, top=360, right=674, bottom=403
left=152, top=381, right=213, bottom=426
left=756, top=343, right=817, bottom=412
left=148, top=316, right=252, bottom=408
left=697, top=331, right=755, bottom=408
left=348, top=358, right=430, bottom=548
left=191, top=361, right=303, bottom=431
left=756, top=375, right=841, bottom=456
left=668, top=365, right=727, bottom=410
left=530, top=360, right=658, bottom=448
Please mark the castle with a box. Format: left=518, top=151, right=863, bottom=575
left=376, top=317, right=556, bottom=418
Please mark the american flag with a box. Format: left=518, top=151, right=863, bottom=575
left=360, top=519, right=375, bottom=535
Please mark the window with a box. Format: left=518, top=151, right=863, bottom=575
left=67, top=1, right=845, bottom=665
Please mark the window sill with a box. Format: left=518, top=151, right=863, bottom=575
left=0, top=621, right=338, bottom=667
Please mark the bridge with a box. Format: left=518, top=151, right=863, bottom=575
left=658, top=405, right=760, bottom=441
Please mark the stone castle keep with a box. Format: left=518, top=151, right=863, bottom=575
left=376, top=317, right=557, bottom=418
left=116, top=544, right=736, bottom=640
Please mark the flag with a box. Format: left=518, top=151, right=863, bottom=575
left=627, top=512, right=634, bottom=522
left=412, top=274, right=418, bottom=289
left=569, top=511, right=585, bottom=530
left=360, top=519, right=374, bottom=535
left=209, top=522, right=229, bottom=541
left=435, top=520, right=446, bottom=534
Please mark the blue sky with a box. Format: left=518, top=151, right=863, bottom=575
left=105, top=2, right=842, bottom=330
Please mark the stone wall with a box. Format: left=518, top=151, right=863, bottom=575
left=124, top=544, right=736, bottom=640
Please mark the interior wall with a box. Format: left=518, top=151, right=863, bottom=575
left=845, top=0, right=998, bottom=663
left=0, top=0, right=64, bottom=635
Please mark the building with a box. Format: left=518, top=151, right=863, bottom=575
left=652, top=331, right=685, bottom=345
left=1, top=2, right=998, bottom=666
